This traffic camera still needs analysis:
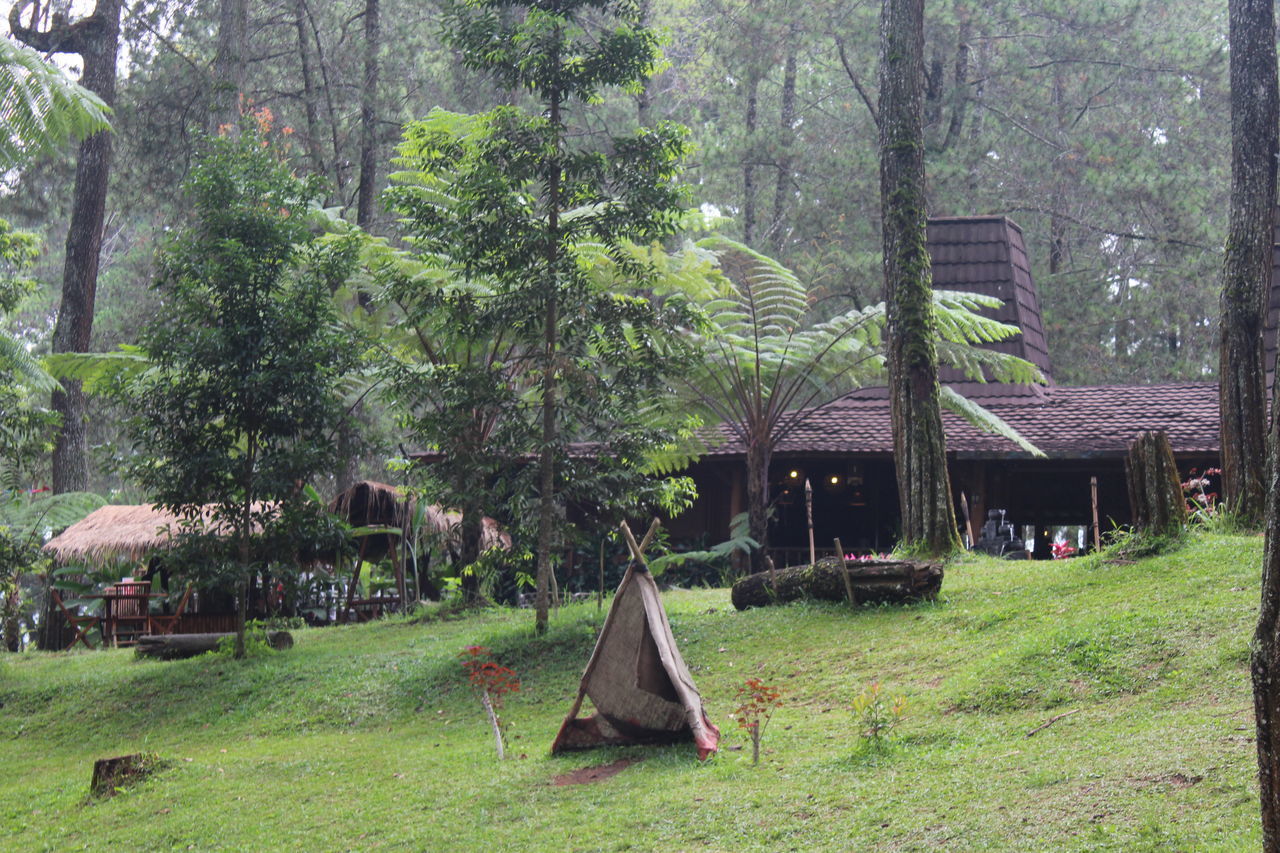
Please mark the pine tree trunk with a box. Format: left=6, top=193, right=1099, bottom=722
left=10, top=0, right=123, bottom=495
left=1220, top=0, right=1277, bottom=530
left=1123, top=430, right=1185, bottom=538
left=742, top=73, right=760, bottom=246
left=1259, top=396, right=1280, bottom=850
left=211, top=0, right=249, bottom=131
left=769, top=36, right=797, bottom=255
left=878, top=0, right=959, bottom=557
left=356, top=0, right=380, bottom=228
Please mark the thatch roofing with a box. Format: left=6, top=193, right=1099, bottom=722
left=43, top=504, right=195, bottom=567
left=330, top=480, right=511, bottom=559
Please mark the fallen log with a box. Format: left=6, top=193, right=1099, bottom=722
left=133, top=631, right=294, bottom=660
left=731, top=557, right=943, bottom=610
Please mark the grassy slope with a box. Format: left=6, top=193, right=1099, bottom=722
left=0, top=533, right=1264, bottom=851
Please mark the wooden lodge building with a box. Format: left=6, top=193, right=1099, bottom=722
left=665, top=216, right=1223, bottom=563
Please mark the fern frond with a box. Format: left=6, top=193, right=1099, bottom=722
left=940, top=386, right=1044, bottom=457
left=43, top=347, right=150, bottom=394
left=0, top=40, right=111, bottom=169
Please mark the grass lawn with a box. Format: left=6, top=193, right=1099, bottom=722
left=0, top=532, right=1265, bottom=851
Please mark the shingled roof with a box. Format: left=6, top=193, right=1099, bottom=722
left=695, top=382, right=1219, bottom=460
left=930, top=216, right=1053, bottom=393
left=699, top=215, right=1221, bottom=461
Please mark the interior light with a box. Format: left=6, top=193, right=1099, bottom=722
left=829, top=475, right=840, bottom=485
left=789, top=469, right=799, bottom=479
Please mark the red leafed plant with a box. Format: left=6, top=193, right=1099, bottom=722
left=733, top=678, right=783, bottom=765
left=1050, top=541, right=1076, bottom=560
left=460, top=646, right=520, bottom=759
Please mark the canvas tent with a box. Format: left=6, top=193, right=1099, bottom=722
left=552, top=523, right=719, bottom=760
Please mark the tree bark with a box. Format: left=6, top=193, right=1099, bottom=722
left=742, top=73, right=760, bottom=246
left=1220, top=0, right=1277, bottom=530
left=211, top=0, right=249, bottom=131
left=293, top=0, right=326, bottom=176
left=768, top=35, right=797, bottom=255
left=730, top=556, right=943, bottom=610
left=744, top=435, right=772, bottom=575
left=10, top=0, right=121, bottom=495
left=534, top=81, right=563, bottom=636
left=1259, top=359, right=1280, bottom=851
left=878, top=0, right=960, bottom=556
left=134, top=631, right=293, bottom=660
left=1123, top=430, right=1186, bottom=538
left=355, top=0, right=380, bottom=228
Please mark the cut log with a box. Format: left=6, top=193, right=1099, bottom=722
left=1124, top=430, right=1185, bottom=537
left=133, top=631, right=293, bottom=660
left=731, top=557, right=943, bottom=610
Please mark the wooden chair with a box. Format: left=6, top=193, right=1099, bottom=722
left=147, top=586, right=193, bottom=636
left=50, top=589, right=99, bottom=650
left=104, top=581, right=152, bottom=647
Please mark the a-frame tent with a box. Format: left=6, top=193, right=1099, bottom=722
left=551, top=522, right=719, bottom=760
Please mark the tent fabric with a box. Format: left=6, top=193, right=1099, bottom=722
left=551, top=563, right=719, bottom=760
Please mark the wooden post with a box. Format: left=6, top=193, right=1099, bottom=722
left=597, top=537, right=605, bottom=611
left=833, top=537, right=857, bottom=605
left=1090, top=476, right=1101, bottom=551
left=960, top=492, right=975, bottom=549
left=805, top=478, right=816, bottom=565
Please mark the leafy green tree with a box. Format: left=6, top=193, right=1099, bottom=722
left=123, top=124, right=357, bottom=657
left=406, top=0, right=699, bottom=633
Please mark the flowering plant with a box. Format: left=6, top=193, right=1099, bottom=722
left=459, top=645, right=520, bottom=758
left=1180, top=467, right=1221, bottom=522
left=1050, top=541, right=1076, bottom=560
left=732, top=678, right=783, bottom=765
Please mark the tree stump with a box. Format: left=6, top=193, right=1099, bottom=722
left=134, top=631, right=293, bottom=660
left=90, top=752, right=163, bottom=797
left=1124, top=430, right=1185, bottom=537
left=731, top=557, right=943, bottom=610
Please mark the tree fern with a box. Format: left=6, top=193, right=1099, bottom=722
left=0, top=39, right=110, bottom=170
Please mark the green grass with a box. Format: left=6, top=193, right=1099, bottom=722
left=1, top=532, right=1265, bottom=850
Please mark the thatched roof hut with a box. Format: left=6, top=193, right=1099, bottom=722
left=330, top=481, right=510, bottom=560
left=42, top=503, right=269, bottom=569
left=42, top=504, right=188, bottom=568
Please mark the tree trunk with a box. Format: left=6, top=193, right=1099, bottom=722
left=878, top=0, right=960, bottom=556
left=355, top=0, right=380, bottom=228
left=211, top=0, right=249, bottom=131
left=1259, top=359, right=1280, bottom=851
left=534, top=84, right=563, bottom=636
left=769, top=35, right=797, bottom=255
left=1123, top=430, right=1186, bottom=538
left=744, top=435, right=772, bottom=575
left=742, top=73, right=760, bottom=246
left=293, top=0, right=326, bottom=176
left=730, top=556, right=943, bottom=610
left=459, top=505, right=485, bottom=604
left=1220, top=0, right=1277, bottom=530
left=10, top=0, right=122, bottom=495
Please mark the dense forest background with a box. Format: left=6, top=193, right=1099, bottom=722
left=3, top=0, right=1230, bottom=495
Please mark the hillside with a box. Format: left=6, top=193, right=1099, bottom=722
left=0, top=534, right=1265, bottom=851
